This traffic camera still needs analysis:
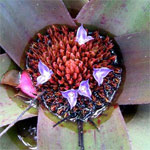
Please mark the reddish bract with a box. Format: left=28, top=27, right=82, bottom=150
left=17, top=71, right=37, bottom=98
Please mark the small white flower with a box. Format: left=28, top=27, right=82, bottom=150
left=61, top=89, right=78, bottom=109
left=37, top=60, right=53, bottom=85
left=76, top=24, right=94, bottom=45
left=93, top=67, right=113, bottom=86
left=78, top=80, right=92, bottom=99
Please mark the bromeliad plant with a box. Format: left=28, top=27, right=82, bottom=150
left=0, top=0, right=150, bottom=150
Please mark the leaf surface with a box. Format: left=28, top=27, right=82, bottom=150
left=125, top=104, right=150, bottom=150
left=0, top=54, right=37, bottom=127
left=76, top=0, right=150, bottom=36
left=37, top=106, right=131, bottom=150
left=0, top=128, right=20, bottom=150
left=84, top=106, right=131, bottom=150
left=0, top=0, right=75, bottom=68
left=115, top=31, right=150, bottom=105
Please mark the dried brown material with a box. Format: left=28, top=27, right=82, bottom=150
left=1, top=70, right=20, bottom=87
left=26, top=25, right=122, bottom=121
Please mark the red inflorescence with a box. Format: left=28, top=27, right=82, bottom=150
left=26, top=25, right=122, bottom=121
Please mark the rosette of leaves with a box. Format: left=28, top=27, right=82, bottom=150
left=0, top=0, right=150, bottom=150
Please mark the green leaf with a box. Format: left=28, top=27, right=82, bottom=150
left=84, top=106, right=131, bottom=150
left=63, top=0, right=88, bottom=18
left=0, top=128, right=20, bottom=150
left=76, top=0, right=150, bottom=36
left=0, top=0, right=75, bottom=68
left=115, top=31, right=150, bottom=105
left=37, top=107, right=78, bottom=150
left=125, top=104, right=150, bottom=150
left=0, top=54, right=18, bottom=81
left=37, top=106, right=131, bottom=150
left=0, top=54, right=37, bottom=127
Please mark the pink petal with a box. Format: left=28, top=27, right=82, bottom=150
left=17, top=71, right=37, bottom=98
left=78, top=80, right=92, bottom=99
left=61, top=89, right=78, bottom=109
left=93, top=67, right=113, bottom=86
left=76, top=24, right=94, bottom=45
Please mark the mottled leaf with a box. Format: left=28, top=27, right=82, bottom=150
left=125, top=104, right=150, bottom=150
left=37, top=107, right=78, bottom=150
left=115, top=31, right=150, bottom=105
left=37, top=106, right=131, bottom=150
left=76, top=0, right=150, bottom=36
left=0, top=54, right=37, bottom=127
left=0, top=0, right=75, bottom=68
left=63, top=0, right=88, bottom=18
left=84, top=106, right=131, bottom=150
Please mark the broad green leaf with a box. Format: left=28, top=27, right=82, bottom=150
left=0, top=0, right=76, bottom=68
left=76, top=0, right=150, bottom=36
left=115, top=31, right=150, bottom=105
left=125, top=104, right=150, bottom=150
left=0, top=54, right=37, bottom=127
left=63, top=0, right=88, bottom=18
left=37, top=107, right=78, bottom=150
left=84, top=106, right=131, bottom=150
left=0, top=128, right=20, bottom=150
left=37, top=106, right=131, bottom=150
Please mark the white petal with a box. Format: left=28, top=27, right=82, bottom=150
left=37, top=75, right=49, bottom=85
left=76, top=24, right=94, bottom=45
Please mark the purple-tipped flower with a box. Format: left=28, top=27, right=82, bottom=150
left=93, top=67, right=113, bottom=86
left=76, top=24, right=94, bottom=45
left=37, top=60, right=53, bottom=85
left=61, top=89, right=78, bottom=109
left=78, top=80, right=92, bottom=99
